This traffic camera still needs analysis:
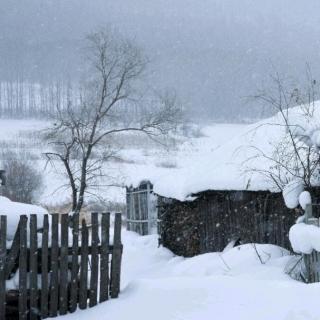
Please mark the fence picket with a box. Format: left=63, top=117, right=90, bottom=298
left=59, top=214, right=69, bottom=315
left=69, top=214, right=79, bottom=313
left=19, top=215, right=28, bottom=320
left=79, top=219, right=89, bottom=309
left=29, top=215, right=38, bottom=320
left=89, top=213, right=99, bottom=307
left=99, top=212, right=110, bottom=302
left=0, top=216, right=7, bottom=319
left=49, top=214, right=59, bottom=317
left=110, top=213, right=122, bottom=298
left=5, top=221, right=20, bottom=279
left=41, top=215, right=49, bottom=318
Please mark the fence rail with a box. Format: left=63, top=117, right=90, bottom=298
left=0, top=212, right=123, bottom=319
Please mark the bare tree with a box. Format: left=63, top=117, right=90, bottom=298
left=246, top=69, right=320, bottom=193
left=44, top=29, right=181, bottom=213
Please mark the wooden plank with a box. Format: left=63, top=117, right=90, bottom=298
left=49, top=214, right=59, bottom=317
left=0, top=216, right=6, bottom=319
left=29, top=215, right=38, bottom=320
left=110, top=213, right=122, bottom=298
left=5, top=221, right=20, bottom=279
left=99, top=212, right=110, bottom=303
left=89, top=213, right=99, bottom=307
left=79, top=219, right=89, bottom=309
left=69, top=213, right=79, bottom=313
left=19, top=215, right=28, bottom=320
left=59, top=214, right=69, bottom=315
left=41, top=215, right=49, bottom=318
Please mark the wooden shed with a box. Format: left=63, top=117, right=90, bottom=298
left=158, top=189, right=299, bottom=257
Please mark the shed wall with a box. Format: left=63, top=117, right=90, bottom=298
left=158, top=190, right=299, bottom=257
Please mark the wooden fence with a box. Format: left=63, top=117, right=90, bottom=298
left=0, top=212, right=123, bottom=319
left=302, top=204, right=320, bottom=283
left=126, top=181, right=158, bottom=235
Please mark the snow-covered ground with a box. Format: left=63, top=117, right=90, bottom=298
left=0, top=119, right=247, bottom=206
left=61, top=230, right=319, bottom=320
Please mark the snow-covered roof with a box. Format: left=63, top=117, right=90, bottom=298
left=144, top=104, right=320, bottom=201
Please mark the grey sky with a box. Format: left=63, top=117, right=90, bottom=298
left=1, top=0, right=320, bottom=120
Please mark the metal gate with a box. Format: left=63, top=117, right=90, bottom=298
left=126, top=181, right=158, bottom=235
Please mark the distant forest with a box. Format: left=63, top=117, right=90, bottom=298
left=0, top=80, right=76, bottom=118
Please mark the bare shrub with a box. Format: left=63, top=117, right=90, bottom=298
left=1, top=150, right=43, bottom=203
left=156, top=159, right=178, bottom=168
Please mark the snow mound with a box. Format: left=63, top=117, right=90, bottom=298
left=0, top=196, right=48, bottom=240
left=169, top=243, right=289, bottom=278
left=289, top=223, right=320, bottom=254
left=299, top=191, right=312, bottom=210
left=282, top=180, right=304, bottom=209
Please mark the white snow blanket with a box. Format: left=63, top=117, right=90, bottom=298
left=61, top=231, right=320, bottom=320
left=0, top=196, right=48, bottom=240
left=289, top=222, right=320, bottom=254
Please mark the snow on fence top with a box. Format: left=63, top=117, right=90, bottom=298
left=0, top=196, right=48, bottom=239
left=140, top=103, right=320, bottom=201
left=289, top=222, right=320, bottom=254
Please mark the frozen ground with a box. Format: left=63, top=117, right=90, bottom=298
left=62, top=230, right=320, bottom=320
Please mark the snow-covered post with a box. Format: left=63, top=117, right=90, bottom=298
left=305, top=204, right=318, bottom=226
left=147, top=182, right=152, bottom=234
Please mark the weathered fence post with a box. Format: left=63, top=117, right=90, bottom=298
left=29, top=215, right=38, bottom=320
left=147, top=182, right=152, bottom=234
left=41, top=215, right=49, bottom=318
left=19, top=215, right=28, bottom=320
left=79, top=219, right=89, bottom=309
left=110, top=213, right=122, bottom=298
left=69, top=213, right=79, bottom=313
left=0, top=216, right=7, bottom=320
left=49, top=214, right=59, bottom=317
left=59, top=214, right=69, bottom=315
left=303, top=204, right=320, bottom=283
left=89, top=213, right=99, bottom=307
left=99, top=212, right=110, bottom=303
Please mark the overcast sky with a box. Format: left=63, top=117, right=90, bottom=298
left=1, top=0, right=320, bottom=120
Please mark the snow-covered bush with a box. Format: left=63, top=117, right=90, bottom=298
left=252, top=75, right=320, bottom=209
left=1, top=149, right=43, bottom=204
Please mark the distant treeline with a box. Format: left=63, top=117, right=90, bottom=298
left=0, top=80, right=158, bottom=122
left=0, top=80, right=78, bottom=119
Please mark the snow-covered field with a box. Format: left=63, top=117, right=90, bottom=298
left=0, top=119, right=247, bottom=207
left=60, top=230, right=319, bottom=320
